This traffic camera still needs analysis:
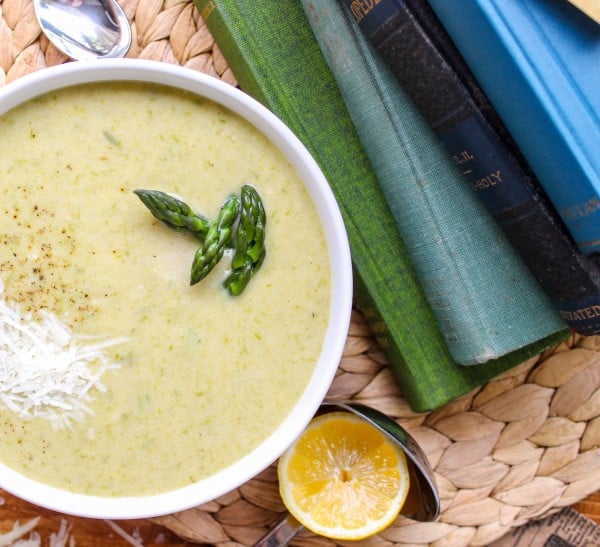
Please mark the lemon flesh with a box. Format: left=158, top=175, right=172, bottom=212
left=277, top=411, right=410, bottom=540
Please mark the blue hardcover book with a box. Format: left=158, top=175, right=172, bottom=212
left=427, top=0, right=600, bottom=255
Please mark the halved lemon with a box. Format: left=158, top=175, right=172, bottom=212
left=277, top=411, right=411, bottom=540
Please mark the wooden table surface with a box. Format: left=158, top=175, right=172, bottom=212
left=573, top=491, right=600, bottom=525
left=1, top=489, right=599, bottom=545
left=0, top=489, right=188, bottom=546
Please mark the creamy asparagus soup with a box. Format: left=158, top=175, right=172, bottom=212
left=0, top=82, right=331, bottom=496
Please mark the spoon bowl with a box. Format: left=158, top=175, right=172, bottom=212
left=33, top=0, right=132, bottom=60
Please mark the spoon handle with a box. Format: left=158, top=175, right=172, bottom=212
left=254, top=514, right=303, bottom=547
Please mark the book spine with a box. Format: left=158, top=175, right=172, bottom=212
left=301, top=0, right=565, bottom=365
left=342, top=0, right=600, bottom=336
left=427, top=0, right=600, bottom=255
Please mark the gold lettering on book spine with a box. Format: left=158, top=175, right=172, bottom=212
left=348, top=0, right=383, bottom=22
left=561, top=196, right=600, bottom=221
left=449, top=148, right=505, bottom=191
left=471, top=170, right=503, bottom=191
left=560, top=306, right=600, bottom=322
left=451, top=150, right=474, bottom=166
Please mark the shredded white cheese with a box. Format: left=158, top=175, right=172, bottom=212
left=103, top=520, right=145, bottom=547
left=0, top=517, right=74, bottom=547
left=0, top=282, right=128, bottom=429
left=0, top=517, right=40, bottom=546
left=48, top=519, right=73, bottom=547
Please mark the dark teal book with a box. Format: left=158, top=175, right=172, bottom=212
left=342, top=0, right=600, bottom=336
left=194, top=0, right=568, bottom=410
left=427, top=0, right=600, bottom=255
left=301, top=0, right=566, bottom=365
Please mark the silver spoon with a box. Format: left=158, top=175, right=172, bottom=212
left=255, top=400, right=440, bottom=546
left=33, top=0, right=131, bottom=60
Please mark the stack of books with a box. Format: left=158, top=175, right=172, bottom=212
left=194, top=0, right=598, bottom=412
left=338, top=0, right=600, bottom=337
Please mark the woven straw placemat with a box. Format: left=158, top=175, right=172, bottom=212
left=2, top=1, right=600, bottom=545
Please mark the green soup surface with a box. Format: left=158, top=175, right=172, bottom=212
left=0, top=82, right=331, bottom=496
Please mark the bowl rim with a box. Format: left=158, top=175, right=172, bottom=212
left=0, top=59, right=353, bottom=519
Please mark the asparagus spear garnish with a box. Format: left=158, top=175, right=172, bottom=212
left=190, top=195, right=241, bottom=285
left=133, top=189, right=210, bottom=241
left=135, top=185, right=267, bottom=294
left=224, top=185, right=267, bottom=296
left=224, top=248, right=266, bottom=296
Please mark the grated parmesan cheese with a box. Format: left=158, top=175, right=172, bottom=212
left=103, top=521, right=145, bottom=546
left=0, top=517, right=74, bottom=547
left=48, top=519, right=74, bottom=547
left=0, top=517, right=40, bottom=546
left=0, top=282, right=128, bottom=429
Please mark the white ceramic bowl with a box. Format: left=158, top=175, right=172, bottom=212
left=0, top=59, right=352, bottom=519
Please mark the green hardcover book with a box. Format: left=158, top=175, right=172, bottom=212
left=301, top=0, right=567, bottom=365
left=194, top=0, right=569, bottom=411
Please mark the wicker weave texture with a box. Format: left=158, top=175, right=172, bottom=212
left=2, top=1, right=600, bottom=545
